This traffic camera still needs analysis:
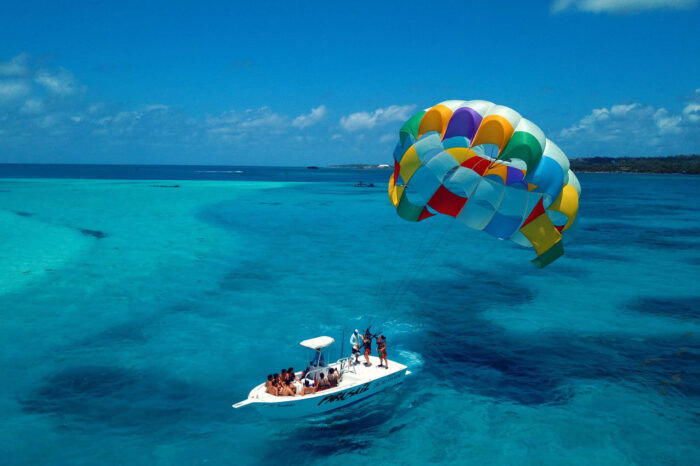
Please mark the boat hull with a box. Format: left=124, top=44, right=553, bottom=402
left=246, top=365, right=408, bottom=419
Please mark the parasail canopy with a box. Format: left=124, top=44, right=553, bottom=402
left=388, top=100, right=581, bottom=268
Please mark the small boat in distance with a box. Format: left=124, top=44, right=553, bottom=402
left=354, top=181, right=375, bottom=187
left=306, top=166, right=320, bottom=170
left=233, top=336, right=409, bottom=418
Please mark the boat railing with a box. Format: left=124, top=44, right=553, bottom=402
left=337, top=356, right=356, bottom=376
left=303, top=366, right=328, bottom=383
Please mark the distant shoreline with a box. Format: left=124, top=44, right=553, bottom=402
left=569, top=155, right=700, bottom=175
left=324, top=164, right=392, bottom=170
left=1, top=155, right=699, bottom=175
left=329, top=155, right=700, bottom=175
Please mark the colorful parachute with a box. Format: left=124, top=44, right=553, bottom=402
left=388, top=100, right=581, bottom=268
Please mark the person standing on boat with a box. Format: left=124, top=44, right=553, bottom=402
left=377, top=335, right=388, bottom=369
left=350, top=329, right=362, bottom=364
left=362, top=329, right=373, bottom=366
left=311, top=351, right=326, bottom=367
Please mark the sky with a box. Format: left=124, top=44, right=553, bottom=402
left=0, top=0, right=699, bottom=165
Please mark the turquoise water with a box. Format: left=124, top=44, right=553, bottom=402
left=1, top=168, right=699, bottom=465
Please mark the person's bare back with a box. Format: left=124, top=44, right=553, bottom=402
left=300, top=380, right=314, bottom=395
left=327, top=368, right=339, bottom=387
left=316, top=373, right=331, bottom=391
left=279, top=385, right=295, bottom=396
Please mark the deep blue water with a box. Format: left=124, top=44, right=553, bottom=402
left=1, top=166, right=699, bottom=465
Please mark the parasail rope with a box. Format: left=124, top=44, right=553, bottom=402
left=381, top=217, right=455, bottom=325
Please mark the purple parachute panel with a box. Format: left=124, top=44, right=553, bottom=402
left=443, top=107, right=483, bottom=141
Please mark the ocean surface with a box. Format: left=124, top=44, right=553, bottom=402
left=1, top=165, right=699, bottom=465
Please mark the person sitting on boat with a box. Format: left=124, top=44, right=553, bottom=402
left=377, top=335, right=388, bottom=369
left=278, top=380, right=296, bottom=397
left=327, top=367, right=340, bottom=387
left=281, top=368, right=289, bottom=383
left=362, top=330, right=373, bottom=366
left=301, top=379, right=314, bottom=395
left=350, top=329, right=361, bottom=364
left=315, top=372, right=331, bottom=392
left=292, top=376, right=303, bottom=394
left=267, top=379, right=279, bottom=396
left=287, top=367, right=300, bottom=393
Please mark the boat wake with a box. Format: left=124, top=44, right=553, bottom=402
left=397, top=349, right=424, bottom=369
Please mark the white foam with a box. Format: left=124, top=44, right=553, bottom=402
left=397, top=349, right=424, bottom=369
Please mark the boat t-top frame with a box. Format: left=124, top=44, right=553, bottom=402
left=299, top=336, right=355, bottom=382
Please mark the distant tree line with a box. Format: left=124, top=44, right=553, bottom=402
left=570, top=155, right=700, bottom=174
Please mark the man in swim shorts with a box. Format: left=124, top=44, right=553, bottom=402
left=362, top=330, right=373, bottom=366
left=377, top=335, right=388, bottom=369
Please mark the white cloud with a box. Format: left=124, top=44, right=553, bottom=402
left=205, top=107, right=288, bottom=139
left=559, top=93, right=700, bottom=156
left=19, top=98, right=43, bottom=115
left=552, top=0, right=698, bottom=13
left=682, top=89, right=700, bottom=122
left=292, top=105, right=327, bottom=129
left=144, top=104, right=169, bottom=112
left=340, top=104, right=416, bottom=132
left=0, top=53, right=30, bottom=77
left=683, top=103, right=700, bottom=122
left=610, top=103, right=637, bottom=116
left=36, top=114, right=59, bottom=129
left=35, top=68, right=80, bottom=96
left=0, top=53, right=400, bottom=164
left=653, top=108, right=682, bottom=134
left=85, top=105, right=198, bottom=143
left=0, top=80, right=32, bottom=102
left=379, top=132, right=395, bottom=143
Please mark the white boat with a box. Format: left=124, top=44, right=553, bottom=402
left=233, top=335, right=409, bottom=418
